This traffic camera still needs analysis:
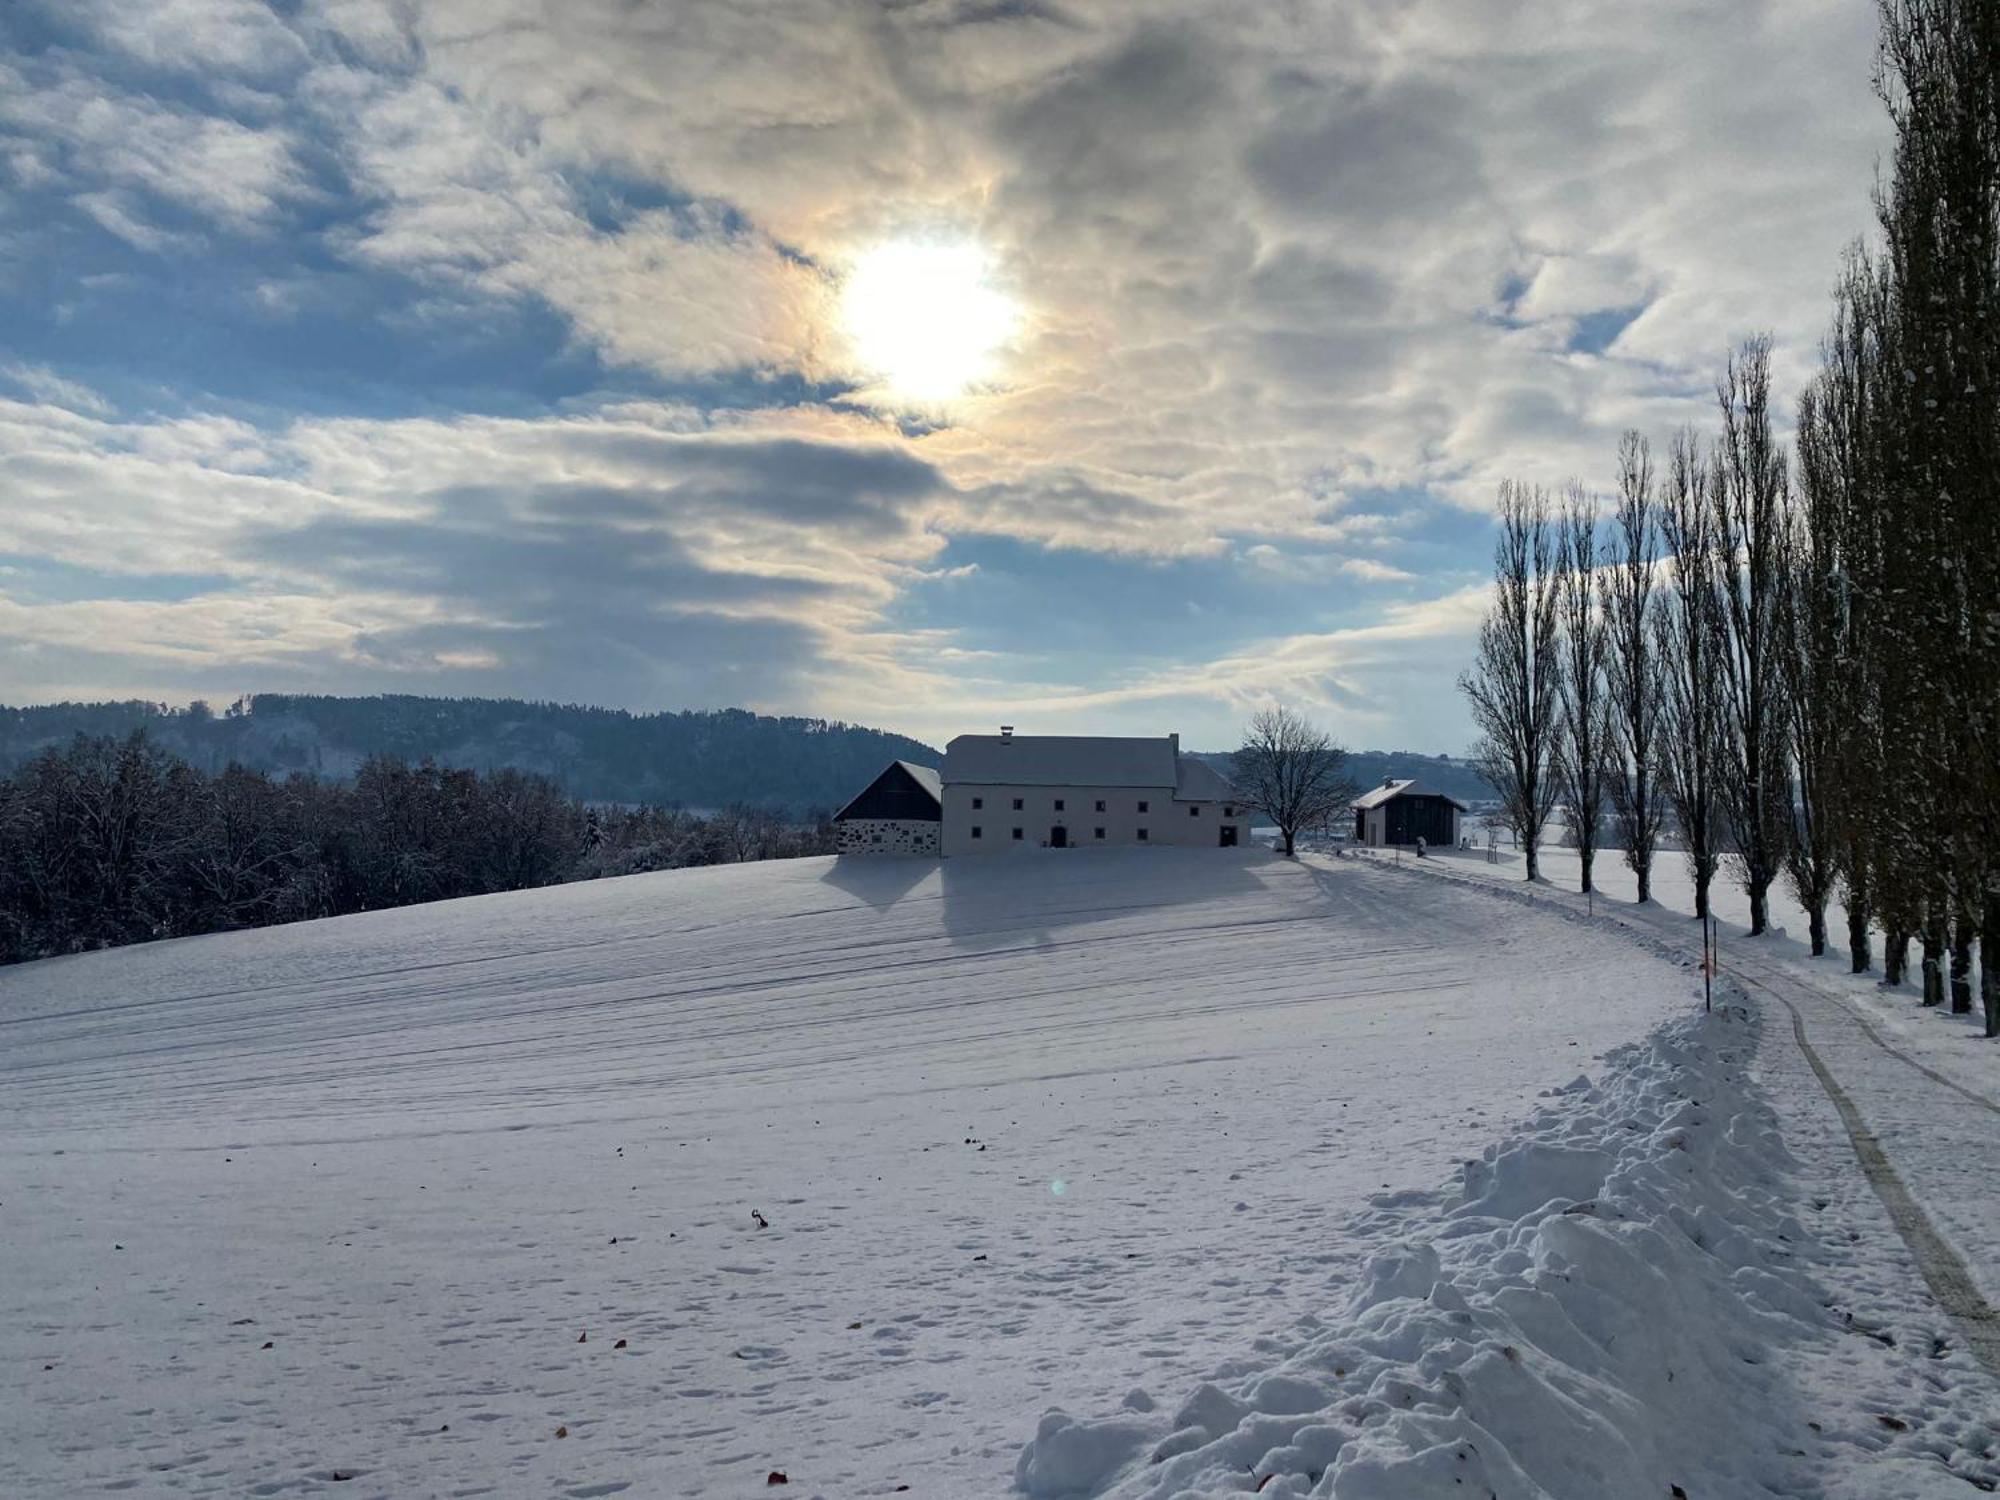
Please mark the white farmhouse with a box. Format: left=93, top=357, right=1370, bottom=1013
left=936, top=728, right=1245, bottom=855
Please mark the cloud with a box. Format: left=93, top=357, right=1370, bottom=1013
left=0, top=395, right=957, bottom=714
left=0, top=56, right=312, bottom=247
left=1, top=363, right=112, bottom=416
left=0, top=0, right=1896, bottom=749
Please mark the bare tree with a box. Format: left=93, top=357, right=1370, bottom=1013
left=1782, top=403, right=1843, bottom=957
left=1232, top=706, right=1356, bottom=857
left=1709, top=336, right=1794, bottom=937
left=1553, top=483, right=1613, bottom=893
left=1599, top=432, right=1668, bottom=902
left=1460, top=482, right=1562, bottom=880
left=1803, top=250, right=1889, bottom=974
left=1657, top=428, right=1726, bottom=920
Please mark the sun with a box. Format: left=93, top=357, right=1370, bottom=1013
left=840, top=239, right=1017, bottom=404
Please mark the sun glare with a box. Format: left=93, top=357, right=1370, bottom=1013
left=840, top=239, right=1017, bottom=404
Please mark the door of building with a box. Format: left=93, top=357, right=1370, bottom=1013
left=1049, top=825, right=1067, bottom=848
left=1218, top=825, right=1237, bottom=848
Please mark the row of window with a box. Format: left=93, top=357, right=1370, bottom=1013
left=968, top=796, right=1237, bottom=818
left=969, top=827, right=1151, bottom=842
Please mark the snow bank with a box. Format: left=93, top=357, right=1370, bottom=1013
left=1015, top=1002, right=1975, bottom=1497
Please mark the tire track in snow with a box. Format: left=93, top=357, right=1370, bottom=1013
left=1737, top=968, right=2000, bottom=1379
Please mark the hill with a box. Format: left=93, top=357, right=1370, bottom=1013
left=0, top=695, right=939, bottom=815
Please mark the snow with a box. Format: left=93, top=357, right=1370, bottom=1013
left=1016, top=990, right=2000, bottom=1496
left=1408, top=841, right=2000, bottom=1311
left=3, top=848, right=1689, bottom=1497
left=6, top=845, right=1994, bottom=1496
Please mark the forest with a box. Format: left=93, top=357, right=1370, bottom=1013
left=0, top=733, right=834, bottom=967
left=1462, top=0, right=2000, bottom=1035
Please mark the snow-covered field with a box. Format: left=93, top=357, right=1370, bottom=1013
left=4, top=847, right=1995, bottom=1496
left=6, top=848, right=1680, bottom=1497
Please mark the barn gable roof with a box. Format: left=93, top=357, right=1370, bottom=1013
left=898, top=760, right=942, bottom=799
left=943, top=734, right=1179, bottom=788
left=1351, top=777, right=1469, bottom=812
left=833, top=759, right=943, bottom=822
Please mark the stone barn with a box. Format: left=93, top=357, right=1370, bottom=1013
left=833, top=760, right=943, bottom=854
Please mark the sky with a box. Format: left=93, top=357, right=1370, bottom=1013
left=0, top=0, right=1888, bottom=753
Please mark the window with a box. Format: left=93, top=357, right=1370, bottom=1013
left=1094, top=799, right=1106, bottom=813
left=1137, top=800, right=1149, bottom=813
left=971, top=826, right=982, bottom=839
left=1137, top=827, right=1149, bottom=842
left=1012, top=827, right=1023, bottom=840
left=972, top=796, right=983, bottom=810
left=1189, top=804, right=1200, bottom=816
left=1224, top=805, right=1236, bottom=818
left=1094, top=827, right=1106, bottom=840
left=1054, top=798, right=1065, bottom=812
left=1013, top=797, right=1024, bottom=811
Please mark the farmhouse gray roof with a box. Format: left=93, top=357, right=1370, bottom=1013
left=1350, top=777, right=1469, bottom=812
left=1173, top=755, right=1236, bottom=802
left=943, top=733, right=1181, bottom=789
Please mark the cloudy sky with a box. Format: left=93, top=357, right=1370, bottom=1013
left=0, top=0, right=1885, bottom=752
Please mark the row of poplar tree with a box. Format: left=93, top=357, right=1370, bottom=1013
left=1461, top=0, right=1998, bottom=1037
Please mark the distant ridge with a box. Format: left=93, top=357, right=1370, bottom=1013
left=0, top=695, right=940, bottom=816
left=0, top=696, right=1492, bottom=814
left=1192, top=746, right=1494, bottom=805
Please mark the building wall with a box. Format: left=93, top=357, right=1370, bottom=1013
left=1358, top=799, right=1460, bottom=848
left=837, top=818, right=940, bottom=855
left=939, top=783, right=1247, bottom=856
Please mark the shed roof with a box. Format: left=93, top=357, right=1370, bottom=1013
left=943, top=734, right=1178, bottom=789
left=1350, top=777, right=1469, bottom=812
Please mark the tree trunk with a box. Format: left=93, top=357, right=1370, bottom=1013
left=1747, top=881, right=1768, bottom=938
left=1949, top=909, right=1974, bottom=1015
left=1846, top=896, right=1872, bottom=974
left=1984, top=890, right=2000, bottom=1040
left=1920, top=916, right=1945, bottom=1006
left=1635, top=860, right=1651, bottom=904
left=1283, top=829, right=1296, bottom=857
left=1525, top=841, right=1539, bottom=881
left=1693, top=866, right=1710, bottom=921
left=1807, top=901, right=1827, bottom=957
left=1579, top=846, right=1594, bottom=895
left=1885, top=929, right=1909, bottom=986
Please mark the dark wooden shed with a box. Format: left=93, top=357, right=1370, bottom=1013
left=1351, top=778, right=1466, bottom=849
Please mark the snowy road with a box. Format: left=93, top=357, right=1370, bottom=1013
left=2, top=848, right=1689, bottom=1498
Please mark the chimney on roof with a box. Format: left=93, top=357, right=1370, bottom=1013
left=1383, top=776, right=1395, bottom=788
left=1169, top=731, right=1180, bottom=758
left=999, top=725, right=1014, bottom=741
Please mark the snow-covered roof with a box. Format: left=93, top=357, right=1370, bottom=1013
left=943, top=734, right=1179, bottom=788
left=1174, top=755, right=1235, bottom=802
left=1351, top=777, right=1469, bottom=812
left=897, top=761, right=942, bottom=799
